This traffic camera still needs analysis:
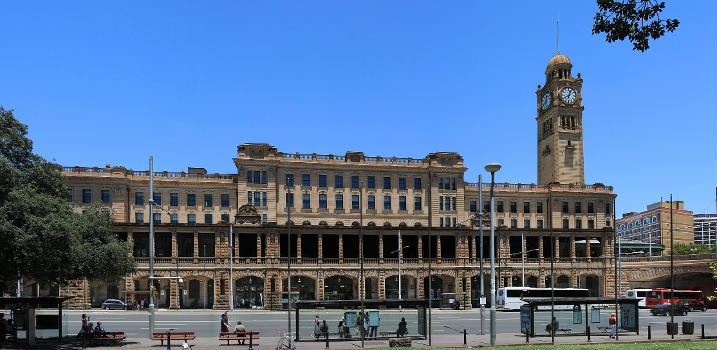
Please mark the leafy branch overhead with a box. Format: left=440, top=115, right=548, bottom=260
left=593, top=0, right=679, bottom=52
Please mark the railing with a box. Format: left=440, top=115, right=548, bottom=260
left=621, top=253, right=716, bottom=263
left=465, top=182, right=613, bottom=192
left=61, top=166, right=234, bottom=181
left=276, top=153, right=426, bottom=166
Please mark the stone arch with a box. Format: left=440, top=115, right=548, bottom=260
left=526, top=275, right=538, bottom=288
left=385, top=274, right=417, bottom=299
left=324, top=275, right=355, bottom=300
left=282, top=275, right=317, bottom=300
left=556, top=275, right=571, bottom=288
left=235, top=276, right=264, bottom=308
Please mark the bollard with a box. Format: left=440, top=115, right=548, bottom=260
left=248, top=331, right=254, bottom=350
left=463, top=329, right=467, bottom=346
left=648, top=325, right=651, bottom=340
left=701, top=324, right=705, bottom=339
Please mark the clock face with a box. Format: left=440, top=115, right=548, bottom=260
left=561, top=87, right=577, bottom=104
left=541, top=93, right=552, bottom=110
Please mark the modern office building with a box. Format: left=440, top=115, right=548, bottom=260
left=694, top=214, right=717, bottom=246
left=616, top=201, right=694, bottom=253
left=56, top=53, right=619, bottom=309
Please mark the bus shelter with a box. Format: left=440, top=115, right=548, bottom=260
left=520, top=297, right=639, bottom=339
left=294, top=299, right=427, bottom=341
left=0, top=297, right=72, bottom=345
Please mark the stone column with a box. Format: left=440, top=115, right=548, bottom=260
left=338, top=234, right=343, bottom=262
left=193, top=232, right=199, bottom=263
left=554, top=236, right=560, bottom=261
left=570, top=235, right=576, bottom=261
left=416, top=272, right=424, bottom=299
left=256, top=233, right=262, bottom=259
left=297, top=234, right=302, bottom=260
left=471, top=235, right=477, bottom=261
left=127, top=232, right=134, bottom=257
left=378, top=233, right=384, bottom=262
left=317, top=234, right=323, bottom=262
left=538, top=234, right=544, bottom=263
left=538, top=269, right=546, bottom=288
left=378, top=271, right=386, bottom=299
left=317, top=273, right=325, bottom=300
left=171, top=231, right=177, bottom=259
left=436, top=236, right=442, bottom=262
left=169, top=279, right=179, bottom=309
left=417, top=235, right=423, bottom=261
left=586, top=237, right=592, bottom=261
left=464, top=273, right=472, bottom=309
left=572, top=269, right=579, bottom=288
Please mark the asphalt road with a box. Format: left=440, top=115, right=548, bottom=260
left=60, top=308, right=717, bottom=340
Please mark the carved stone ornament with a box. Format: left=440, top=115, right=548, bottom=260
left=235, top=204, right=260, bottom=224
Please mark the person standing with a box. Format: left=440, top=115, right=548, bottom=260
left=609, top=312, right=617, bottom=339
left=313, top=314, right=320, bottom=340
left=220, top=312, right=231, bottom=333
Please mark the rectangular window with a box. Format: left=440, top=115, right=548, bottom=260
left=562, top=202, right=569, bottom=213
left=510, top=201, right=517, bottom=213
left=445, top=197, right=451, bottom=211
left=537, top=202, right=543, bottom=213
left=319, top=175, right=327, bottom=187
left=247, top=191, right=253, bottom=205
left=262, top=192, right=267, bottom=207
left=221, top=213, right=229, bottom=223
left=497, top=201, right=504, bottom=213
left=171, top=213, right=179, bottom=224
left=444, top=178, right=450, bottom=189
left=187, top=213, right=196, bottom=224
left=335, top=175, right=344, bottom=188
left=414, top=178, right=422, bottom=190
left=153, top=192, right=161, bottom=206
left=302, top=194, right=311, bottom=209
left=588, top=220, right=595, bottom=229
left=254, top=192, right=260, bottom=206
left=336, top=194, right=344, bottom=209
left=187, top=194, right=196, bottom=206
left=399, top=177, right=406, bottom=190
left=588, top=202, right=594, bottom=213
left=484, top=201, right=490, bottom=213
left=451, top=178, right=456, bottom=190
left=440, top=218, right=444, bottom=227
left=452, top=197, right=456, bottom=211
left=247, top=171, right=253, bottom=184
left=537, top=219, right=543, bottom=228
left=261, top=171, right=267, bottom=184
left=351, top=176, right=359, bottom=189
left=319, top=194, right=327, bottom=209
left=524, top=219, right=530, bottom=228
left=286, top=193, right=294, bottom=208
left=469, top=200, right=477, bottom=212
left=221, top=194, right=230, bottom=207
left=82, top=189, right=92, bottom=203
left=204, top=213, right=213, bottom=224
left=563, top=219, right=569, bottom=229
left=383, top=176, right=391, bottom=189
left=170, top=193, right=179, bottom=206
left=135, top=212, right=144, bottom=223
left=498, top=219, right=504, bottom=227
left=67, top=189, right=73, bottom=202
left=511, top=219, right=517, bottom=228
left=414, top=196, right=422, bottom=211
left=576, top=219, right=582, bottom=229
left=153, top=212, right=161, bottom=224
left=524, top=202, right=530, bottom=213
left=204, top=194, right=213, bottom=207
left=135, top=192, right=144, bottom=205
left=352, top=195, right=359, bottom=209
left=438, top=177, right=444, bottom=189
left=101, top=190, right=110, bottom=204
left=262, top=214, right=267, bottom=224
left=440, top=196, right=444, bottom=211
left=575, top=202, right=582, bottom=213
left=383, top=195, right=391, bottom=210
left=302, top=174, right=311, bottom=187
left=399, top=196, right=406, bottom=210
left=453, top=217, right=457, bottom=227
left=286, top=174, right=294, bottom=186
left=253, top=171, right=260, bottom=184
left=368, top=195, right=375, bottom=210
left=367, top=176, right=375, bottom=188
left=606, top=203, right=612, bottom=215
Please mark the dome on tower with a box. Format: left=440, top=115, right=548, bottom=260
left=545, top=53, right=571, bottom=74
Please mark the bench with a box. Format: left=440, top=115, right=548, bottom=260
left=556, top=328, right=572, bottom=334
left=380, top=331, right=399, bottom=337
left=218, top=331, right=260, bottom=345
left=88, top=331, right=126, bottom=345
left=597, top=326, right=611, bottom=333
left=152, top=331, right=196, bottom=346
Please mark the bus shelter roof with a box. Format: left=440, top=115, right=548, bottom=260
left=296, top=298, right=427, bottom=309
left=0, top=296, right=72, bottom=308
left=522, top=296, right=638, bottom=306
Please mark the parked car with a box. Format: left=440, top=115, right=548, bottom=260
left=101, top=299, right=127, bottom=310
left=650, top=303, right=686, bottom=316
left=677, top=300, right=707, bottom=312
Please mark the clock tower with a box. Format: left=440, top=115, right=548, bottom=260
left=536, top=53, right=585, bottom=185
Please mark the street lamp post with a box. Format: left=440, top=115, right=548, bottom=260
left=148, top=156, right=156, bottom=339
left=478, top=174, right=485, bottom=335
left=229, top=223, right=234, bottom=311
left=287, top=187, right=292, bottom=336
left=391, top=231, right=409, bottom=301
left=484, top=163, right=501, bottom=347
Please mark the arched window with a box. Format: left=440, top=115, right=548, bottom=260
left=635, top=221, right=640, bottom=227
left=628, top=223, right=633, bottom=229
left=399, top=222, right=407, bottom=228
left=383, top=222, right=392, bottom=228
left=335, top=221, right=344, bottom=227
left=652, top=216, right=657, bottom=223
left=319, top=221, right=328, bottom=226
left=367, top=222, right=376, bottom=227
left=302, top=221, right=311, bottom=226
left=414, top=222, right=422, bottom=227
left=644, top=218, right=650, bottom=225
left=286, top=220, right=294, bottom=226
left=352, top=221, right=360, bottom=227
left=619, top=224, right=625, bottom=231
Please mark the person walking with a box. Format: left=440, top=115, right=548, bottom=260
left=609, top=312, right=617, bottom=339
left=220, top=312, right=232, bottom=333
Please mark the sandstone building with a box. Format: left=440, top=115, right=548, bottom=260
left=57, top=53, right=618, bottom=309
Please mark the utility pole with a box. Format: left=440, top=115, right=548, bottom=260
left=478, top=174, right=485, bottom=335
left=148, top=156, right=155, bottom=338
left=287, top=187, right=292, bottom=336
left=229, top=223, right=234, bottom=311
left=669, top=194, right=674, bottom=339
left=398, top=229, right=402, bottom=302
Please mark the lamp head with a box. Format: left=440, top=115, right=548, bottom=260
left=484, top=163, right=502, bottom=173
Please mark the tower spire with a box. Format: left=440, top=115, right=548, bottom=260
left=556, top=20, right=560, bottom=54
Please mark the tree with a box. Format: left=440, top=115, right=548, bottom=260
left=593, top=0, right=679, bottom=52
left=0, top=107, right=135, bottom=293
left=667, top=242, right=714, bottom=256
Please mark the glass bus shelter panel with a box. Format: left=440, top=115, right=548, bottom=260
left=533, top=306, right=617, bottom=336
left=296, top=306, right=425, bottom=341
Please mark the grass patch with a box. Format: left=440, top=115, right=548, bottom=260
left=379, top=340, right=717, bottom=350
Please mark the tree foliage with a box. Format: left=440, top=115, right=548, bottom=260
left=0, top=107, right=135, bottom=293
left=667, top=242, right=714, bottom=256
left=593, top=0, right=679, bottom=52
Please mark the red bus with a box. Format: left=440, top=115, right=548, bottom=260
left=645, top=288, right=705, bottom=307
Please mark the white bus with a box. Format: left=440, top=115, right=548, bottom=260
left=496, top=287, right=591, bottom=310
left=624, top=289, right=651, bottom=308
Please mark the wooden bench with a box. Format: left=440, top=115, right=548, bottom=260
left=218, top=331, right=260, bottom=345
left=88, top=331, right=126, bottom=345
left=152, top=331, right=196, bottom=346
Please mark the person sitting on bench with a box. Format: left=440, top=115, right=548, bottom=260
left=234, top=320, right=246, bottom=344
left=94, top=321, right=106, bottom=336
left=545, top=317, right=559, bottom=335
left=397, top=317, right=407, bottom=337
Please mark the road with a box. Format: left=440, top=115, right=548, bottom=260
left=62, top=308, right=717, bottom=340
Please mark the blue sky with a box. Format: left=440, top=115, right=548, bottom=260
left=1, top=1, right=715, bottom=215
